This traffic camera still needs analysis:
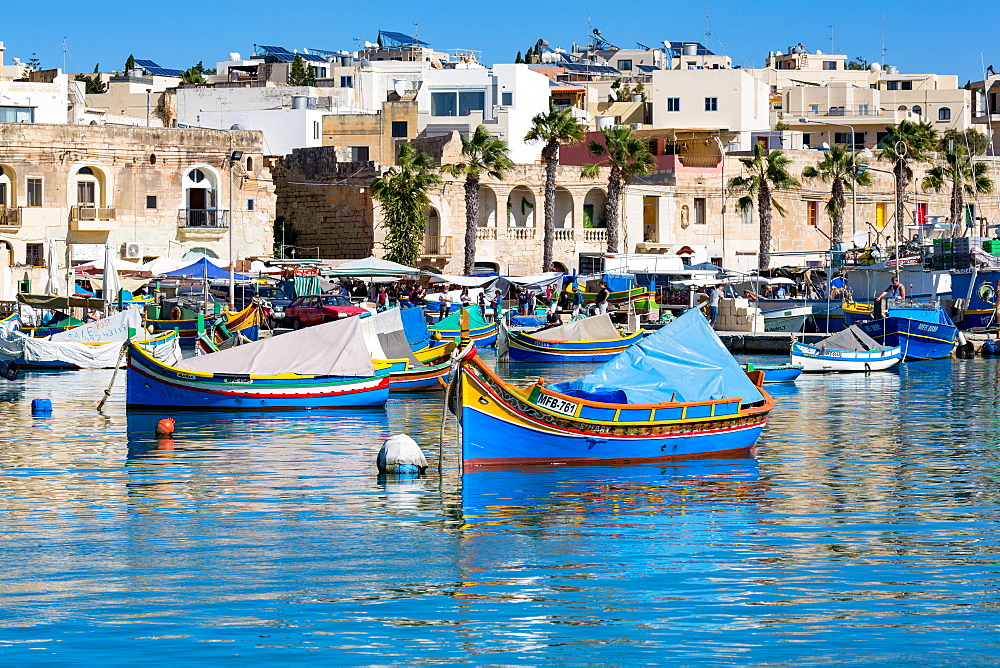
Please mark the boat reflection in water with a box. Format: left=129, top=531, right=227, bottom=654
left=460, top=457, right=764, bottom=531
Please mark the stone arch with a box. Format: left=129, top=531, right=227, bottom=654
left=507, top=186, right=536, bottom=227
left=478, top=185, right=497, bottom=227
left=554, top=187, right=573, bottom=228
left=897, top=105, right=908, bottom=112
left=69, top=163, right=110, bottom=207
left=423, top=206, right=445, bottom=255
left=183, top=247, right=219, bottom=261
left=183, top=165, right=221, bottom=227
left=583, top=188, right=607, bottom=228
left=551, top=260, right=569, bottom=273
left=911, top=105, right=922, bottom=117
left=0, top=165, right=14, bottom=207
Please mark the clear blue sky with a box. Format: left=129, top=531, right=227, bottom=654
left=4, top=0, right=998, bottom=82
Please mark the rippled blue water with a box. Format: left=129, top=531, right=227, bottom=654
left=1, top=351, right=999, bottom=664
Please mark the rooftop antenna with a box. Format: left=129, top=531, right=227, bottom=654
left=880, top=15, right=887, bottom=66
left=704, top=3, right=711, bottom=65
left=62, top=37, right=67, bottom=73
left=829, top=25, right=834, bottom=54
left=413, top=23, right=419, bottom=39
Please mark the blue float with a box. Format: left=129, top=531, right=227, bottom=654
left=31, top=398, right=52, bottom=414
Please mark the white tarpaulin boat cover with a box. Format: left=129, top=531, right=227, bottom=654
left=425, top=273, right=493, bottom=287
left=175, top=315, right=375, bottom=377
left=49, top=309, right=143, bottom=343
left=530, top=314, right=622, bottom=342
left=0, top=329, right=181, bottom=368
left=817, top=325, right=890, bottom=351
left=362, top=308, right=422, bottom=364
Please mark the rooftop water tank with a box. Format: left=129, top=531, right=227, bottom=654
left=291, top=96, right=309, bottom=109
left=682, top=43, right=697, bottom=56
left=229, top=53, right=241, bottom=62
left=885, top=65, right=898, bottom=75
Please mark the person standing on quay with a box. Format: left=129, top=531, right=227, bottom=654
left=595, top=282, right=611, bottom=315
left=709, top=283, right=725, bottom=328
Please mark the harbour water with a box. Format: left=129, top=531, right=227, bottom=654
left=1, top=352, right=999, bottom=663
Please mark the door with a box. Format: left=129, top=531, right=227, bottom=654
left=875, top=202, right=886, bottom=228
left=916, top=202, right=928, bottom=227
left=77, top=181, right=95, bottom=204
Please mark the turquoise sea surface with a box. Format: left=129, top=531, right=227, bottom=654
left=1, top=351, right=998, bottom=663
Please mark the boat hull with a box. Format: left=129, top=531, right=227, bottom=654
left=763, top=308, right=812, bottom=333
left=506, top=328, right=645, bottom=363
left=388, top=362, right=449, bottom=392
left=456, top=352, right=771, bottom=467
left=126, top=346, right=389, bottom=409
left=856, top=317, right=956, bottom=360
left=791, top=342, right=902, bottom=372
left=750, top=364, right=802, bottom=383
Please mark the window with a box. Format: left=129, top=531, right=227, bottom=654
left=741, top=203, right=753, bottom=225
left=351, top=146, right=370, bottom=162
left=810, top=104, right=819, bottom=115
left=26, top=178, right=42, bottom=207
left=886, top=81, right=900, bottom=90
left=902, top=81, right=912, bottom=90
left=77, top=180, right=95, bottom=204
left=802, top=133, right=811, bottom=147
left=501, top=92, right=513, bottom=106
left=25, top=243, right=44, bottom=266
left=146, top=195, right=157, bottom=209
left=693, top=198, right=707, bottom=225
left=189, top=169, right=207, bottom=183
left=313, top=121, right=320, bottom=140
left=340, top=76, right=353, bottom=88
left=829, top=106, right=845, bottom=116
left=876, top=131, right=890, bottom=148
left=704, top=97, right=718, bottom=112
left=807, top=201, right=818, bottom=227
left=966, top=204, right=976, bottom=227
left=911, top=105, right=922, bottom=117
left=875, top=202, right=887, bottom=227
left=391, top=121, right=408, bottom=138
left=939, top=107, right=951, bottom=121
left=618, top=59, right=633, bottom=71
left=430, top=90, right=486, bottom=117
left=246, top=156, right=253, bottom=172
left=858, top=103, right=870, bottom=116
left=666, top=97, right=680, bottom=112
left=246, top=198, right=255, bottom=212
left=310, top=66, right=326, bottom=79
left=0, top=106, right=34, bottom=123
left=823, top=61, right=837, bottom=70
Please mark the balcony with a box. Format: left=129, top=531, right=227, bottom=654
left=475, top=227, right=498, bottom=241
left=69, top=204, right=116, bottom=231
left=422, top=236, right=452, bottom=257
left=0, top=206, right=21, bottom=228
left=507, top=227, right=536, bottom=241
left=584, top=228, right=607, bottom=243
left=179, top=208, right=229, bottom=229
left=553, top=228, right=574, bottom=241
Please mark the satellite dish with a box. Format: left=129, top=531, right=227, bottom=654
left=393, top=79, right=407, bottom=97
left=852, top=230, right=869, bottom=248
left=662, top=41, right=672, bottom=49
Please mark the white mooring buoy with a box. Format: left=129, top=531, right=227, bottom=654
left=377, top=434, right=429, bottom=474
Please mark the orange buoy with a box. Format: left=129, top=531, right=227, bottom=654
left=155, top=418, right=175, bottom=437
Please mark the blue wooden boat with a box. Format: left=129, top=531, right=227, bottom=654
left=430, top=306, right=498, bottom=347
left=791, top=325, right=902, bottom=372
left=854, top=303, right=957, bottom=360
left=756, top=298, right=846, bottom=333
left=741, top=363, right=802, bottom=383
left=360, top=307, right=454, bottom=392
left=147, top=303, right=261, bottom=347
left=502, top=314, right=645, bottom=363
left=451, top=308, right=774, bottom=467
left=127, top=315, right=389, bottom=409
left=949, top=270, right=1000, bottom=330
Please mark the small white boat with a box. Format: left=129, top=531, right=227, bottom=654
left=763, top=306, right=813, bottom=332
left=791, top=325, right=902, bottom=373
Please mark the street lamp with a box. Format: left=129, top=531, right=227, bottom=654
left=799, top=118, right=858, bottom=239
left=855, top=162, right=903, bottom=258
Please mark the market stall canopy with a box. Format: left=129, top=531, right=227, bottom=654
left=322, top=256, right=418, bottom=279
left=161, top=257, right=248, bottom=280
left=138, top=257, right=187, bottom=275
left=489, top=272, right=564, bottom=296
left=424, top=273, right=493, bottom=287
left=17, top=294, right=108, bottom=310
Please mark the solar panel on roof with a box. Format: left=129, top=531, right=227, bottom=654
left=636, top=64, right=660, bottom=72
left=299, top=53, right=327, bottom=62
left=378, top=31, right=429, bottom=47
left=144, top=67, right=184, bottom=77
left=134, top=59, right=160, bottom=68
left=268, top=53, right=295, bottom=62
left=259, top=45, right=292, bottom=55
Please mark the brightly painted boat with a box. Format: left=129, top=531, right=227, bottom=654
left=756, top=298, right=846, bottom=333
left=791, top=325, right=902, bottom=372
left=1, top=327, right=180, bottom=370
left=127, top=315, right=389, bottom=409
left=146, top=303, right=261, bottom=347
left=948, top=270, right=1000, bottom=330
left=451, top=308, right=774, bottom=468
left=501, top=314, right=645, bottom=363
left=430, top=305, right=498, bottom=347
left=360, top=307, right=454, bottom=391
left=566, top=284, right=650, bottom=305
left=742, top=363, right=802, bottom=383
left=849, top=303, right=957, bottom=360
left=762, top=306, right=812, bottom=333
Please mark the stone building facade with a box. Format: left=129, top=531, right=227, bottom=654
left=0, top=123, right=274, bottom=300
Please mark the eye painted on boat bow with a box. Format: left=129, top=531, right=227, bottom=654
left=478, top=397, right=489, bottom=405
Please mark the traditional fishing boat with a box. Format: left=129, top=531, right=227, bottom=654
left=566, top=284, right=650, bottom=306
left=147, top=303, right=262, bottom=347
left=500, top=314, right=645, bottom=363
left=791, top=325, right=902, bottom=372
left=126, top=315, right=390, bottom=408
left=741, top=363, right=803, bottom=383
left=762, top=306, right=813, bottom=333
left=430, top=305, right=498, bottom=347
left=846, top=302, right=956, bottom=360
left=450, top=308, right=774, bottom=467
left=361, top=307, right=453, bottom=391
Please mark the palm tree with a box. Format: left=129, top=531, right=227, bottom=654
left=801, top=145, right=873, bottom=245
left=581, top=126, right=655, bottom=253
left=441, top=126, right=514, bottom=275
left=880, top=120, right=938, bottom=236
left=371, top=143, right=440, bottom=267
left=524, top=106, right=586, bottom=272
left=728, top=141, right=801, bottom=270
left=922, top=144, right=993, bottom=234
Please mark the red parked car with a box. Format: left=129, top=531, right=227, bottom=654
left=283, top=295, right=367, bottom=328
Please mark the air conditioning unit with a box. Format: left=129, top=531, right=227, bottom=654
left=122, top=242, right=143, bottom=259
